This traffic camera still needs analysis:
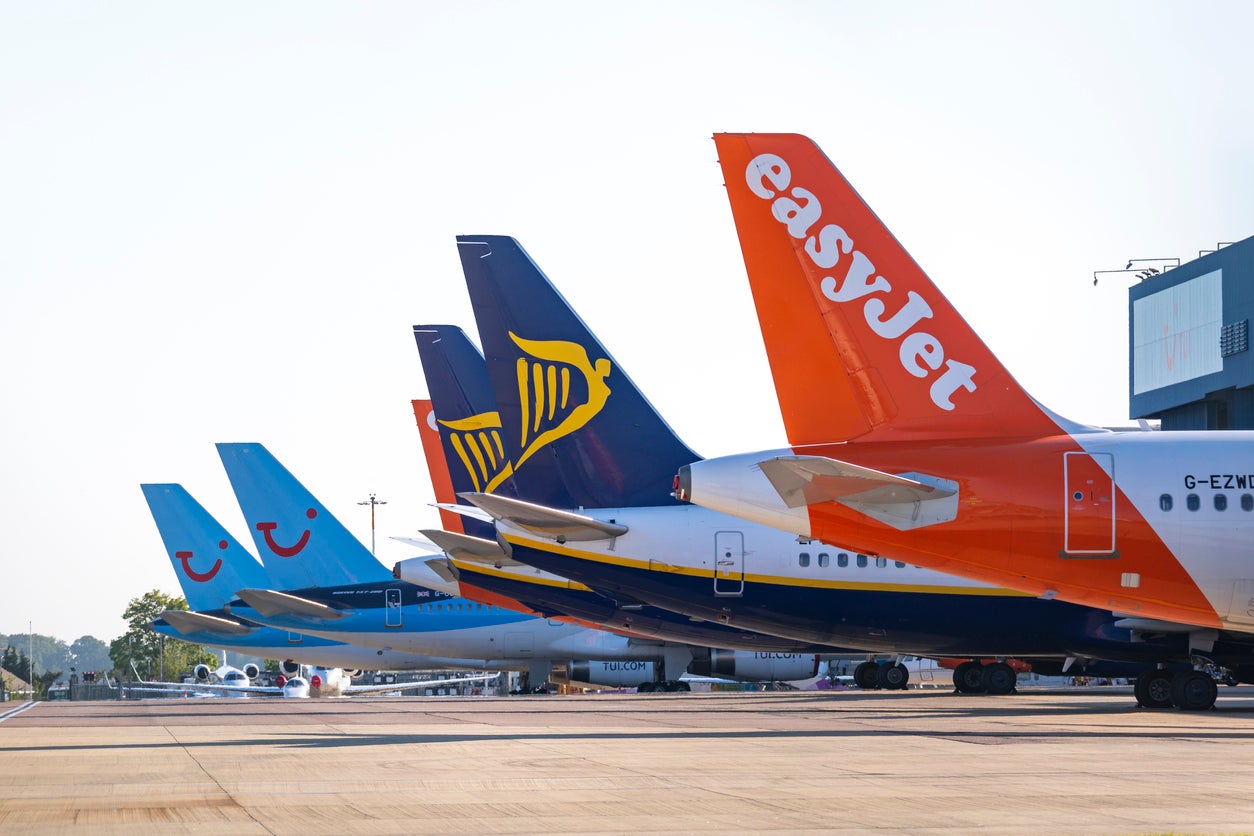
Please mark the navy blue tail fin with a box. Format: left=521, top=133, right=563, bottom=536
left=413, top=324, right=514, bottom=538
left=456, top=235, right=700, bottom=509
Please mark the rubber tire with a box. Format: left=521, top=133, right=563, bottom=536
left=981, top=662, right=1017, bottom=695
left=853, top=661, right=881, bottom=690
left=953, top=661, right=986, bottom=694
left=674, top=680, right=691, bottom=692
left=637, top=681, right=656, bottom=693
left=1170, top=671, right=1218, bottom=711
left=877, top=663, right=910, bottom=690
left=1134, top=670, right=1174, bottom=709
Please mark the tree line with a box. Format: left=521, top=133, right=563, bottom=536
left=3, top=590, right=221, bottom=699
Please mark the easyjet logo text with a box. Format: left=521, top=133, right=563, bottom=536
left=744, top=153, right=978, bottom=411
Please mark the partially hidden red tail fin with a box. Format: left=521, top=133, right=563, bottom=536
left=714, top=133, right=1066, bottom=443
left=412, top=398, right=465, bottom=535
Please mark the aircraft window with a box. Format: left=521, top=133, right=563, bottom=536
left=1245, top=494, right=1254, bottom=512
left=1186, top=494, right=1200, bottom=511
left=1159, top=494, right=1172, bottom=512
left=875, top=557, right=887, bottom=568
left=837, top=553, right=848, bottom=568
left=818, top=553, right=830, bottom=568
left=895, top=561, right=906, bottom=568
left=1216, top=494, right=1228, bottom=511
left=856, top=554, right=868, bottom=568
left=798, top=552, right=811, bottom=567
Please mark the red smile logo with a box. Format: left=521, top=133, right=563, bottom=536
left=175, top=538, right=227, bottom=582
left=256, top=508, right=317, bottom=557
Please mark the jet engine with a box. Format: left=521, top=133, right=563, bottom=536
left=279, top=659, right=302, bottom=677
left=241, top=663, right=261, bottom=680
left=566, top=660, right=656, bottom=687
left=193, top=664, right=212, bottom=682
left=689, top=651, right=819, bottom=681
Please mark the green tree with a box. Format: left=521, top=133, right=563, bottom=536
left=109, top=590, right=215, bottom=681
left=69, top=636, right=113, bottom=676
left=1, top=644, right=62, bottom=698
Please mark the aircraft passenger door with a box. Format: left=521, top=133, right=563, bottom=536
left=714, top=531, right=744, bottom=597
left=385, top=588, right=402, bottom=628
left=1062, top=452, right=1117, bottom=557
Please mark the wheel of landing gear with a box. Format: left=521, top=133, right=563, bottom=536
left=853, top=661, right=881, bottom=690
left=980, top=662, right=1017, bottom=695
left=952, top=661, right=985, bottom=694
left=637, top=681, right=656, bottom=693
left=1134, top=670, right=1174, bottom=709
left=877, top=663, right=910, bottom=690
left=1170, top=671, right=1218, bottom=711
left=674, top=680, right=691, bottom=692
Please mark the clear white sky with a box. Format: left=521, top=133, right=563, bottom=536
left=3, top=2, right=1253, bottom=643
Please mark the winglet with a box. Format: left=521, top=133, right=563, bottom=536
left=713, top=133, right=1087, bottom=443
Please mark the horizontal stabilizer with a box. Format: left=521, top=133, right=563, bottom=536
left=419, top=528, right=524, bottom=567
left=390, top=534, right=440, bottom=551
left=235, top=588, right=351, bottom=620
left=423, top=557, right=459, bottom=584
left=759, top=456, right=958, bottom=531
left=759, top=456, right=955, bottom=507
left=432, top=502, right=494, bottom=522
left=458, top=492, right=628, bottom=542
left=158, top=609, right=257, bottom=637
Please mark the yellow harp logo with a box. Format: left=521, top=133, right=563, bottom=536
left=436, top=411, right=515, bottom=494
left=436, top=332, right=611, bottom=495
left=511, top=332, right=612, bottom=470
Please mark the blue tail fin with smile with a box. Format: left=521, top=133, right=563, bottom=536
left=141, top=483, right=269, bottom=611
left=457, top=235, right=699, bottom=509
left=216, top=443, right=390, bottom=587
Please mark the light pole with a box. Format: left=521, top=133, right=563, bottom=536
left=357, top=493, right=387, bottom=555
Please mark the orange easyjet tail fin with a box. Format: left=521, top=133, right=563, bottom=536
left=714, top=133, right=1082, bottom=443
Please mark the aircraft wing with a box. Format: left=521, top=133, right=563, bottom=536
left=458, top=492, right=628, bottom=541
left=345, top=672, right=499, bottom=695
left=234, top=589, right=352, bottom=620
left=157, top=609, right=258, bottom=637
left=757, top=456, right=959, bottom=531
left=419, top=528, right=519, bottom=564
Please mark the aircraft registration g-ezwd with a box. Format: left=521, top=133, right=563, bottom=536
left=675, top=132, right=1254, bottom=703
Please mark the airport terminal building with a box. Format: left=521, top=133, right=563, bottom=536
left=1129, top=234, right=1254, bottom=429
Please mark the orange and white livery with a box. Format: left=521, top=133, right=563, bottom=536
left=677, top=132, right=1254, bottom=637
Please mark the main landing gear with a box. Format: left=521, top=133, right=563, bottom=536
left=637, top=680, right=692, bottom=693
left=853, top=661, right=910, bottom=690
left=1134, top=669, right=1218, bottom=711
left=952, top=660, right=1017, bottom=696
